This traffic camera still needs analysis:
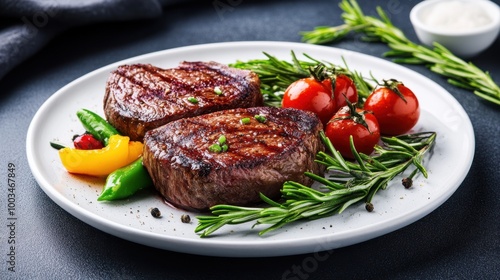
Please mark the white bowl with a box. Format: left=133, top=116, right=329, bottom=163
left=410, top=0, right=500, bottom=58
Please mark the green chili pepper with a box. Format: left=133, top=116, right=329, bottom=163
left=97, top=157, right=153, bottom=201
left=76, top=108, right=120, bottom=146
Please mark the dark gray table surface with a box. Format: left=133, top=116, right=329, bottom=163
left=1, top=0, right=499, bottom=279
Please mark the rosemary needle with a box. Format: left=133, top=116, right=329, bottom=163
left=195, top=131, right=436, bottom=237
left=301, top=0, right=500, bottom=105
left=230, top=51, right=374, bottom=107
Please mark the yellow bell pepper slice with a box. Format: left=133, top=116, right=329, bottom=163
left=126, top=140, right=144, bottom=163
left=59, top=135, right=143, bottom=176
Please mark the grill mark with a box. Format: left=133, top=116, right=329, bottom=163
left=116, top=65, right=190, bottom=113
left=116, top=65, right=166, bottom=94
left=113, top=63, right=254, bottom=105
left=179, top=62, right=252, bottom=96
left=174, top=119, right=210, bottom=167
left=171, top=112, right=304, bottom=168
left=118, top=64, right=245, bottom=112
left=154, top=65, right=236, bottom=96
left=106, top=62, right=263, bottom=141
left=226, top=127, right=298, bottom=165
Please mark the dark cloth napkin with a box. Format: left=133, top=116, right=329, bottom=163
left=0, top=0, right=183, bottom=81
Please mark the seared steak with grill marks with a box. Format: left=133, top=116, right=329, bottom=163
left=143, top=106, right=324, bottom=211
left=103, top=61, right=262, bottom=141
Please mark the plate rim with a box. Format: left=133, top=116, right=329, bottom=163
left=26, top=41, right=475, bottom=257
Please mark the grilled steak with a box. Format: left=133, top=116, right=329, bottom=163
left=143, top=106, right=324, bottom=211
left=103, top=61, right=263, bottom=141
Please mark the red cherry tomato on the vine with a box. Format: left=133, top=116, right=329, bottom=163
left=73, top=133, right=104, bottom=150
left=282, top=77, right=336, bottom=125
left=325, top=105, right=380, bottom=159
left=363, top=80, right=420, bottom=136
left=333, top=74, right=358, bottom=111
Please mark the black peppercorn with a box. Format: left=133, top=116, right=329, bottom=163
left=365, top=202, right=374, bottom=212
left=402, top=177, right=413, bottom=189
left=150, top=207, right=161, bottom=218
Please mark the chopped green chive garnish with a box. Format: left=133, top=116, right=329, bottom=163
left=187, top=97, right=198, bottom=104
left=218, top=135, right=226, bottom=145
left=254, top=114, right=267, bottom=123
left=240, top=117, right=251, bottom=125
left=209, top=144, right=222, bottom=153
left=214, top=86, right=223, bottom=95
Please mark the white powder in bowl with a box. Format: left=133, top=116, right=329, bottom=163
left=421, top=1, right=492, bottom=31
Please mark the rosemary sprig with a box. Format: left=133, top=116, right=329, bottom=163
left=195, top=131, right=436, bottom=237
left=230, top=51, right=374, bottom=106
left=301, top=0, right=500, bottom=105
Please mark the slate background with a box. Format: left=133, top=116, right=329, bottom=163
left=1, top=0, right=499, bottom=279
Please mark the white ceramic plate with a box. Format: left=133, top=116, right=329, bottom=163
left=26, top=41, right=474, bottom=257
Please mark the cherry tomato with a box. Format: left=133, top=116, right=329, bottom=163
left=73, top=133, right=104, bottom=150
left=325, top=105, right=380, bottom=159
left=282, top=77, right=336, bottom=125
left=333, top=74, right=358, bottom=111
left=363, top=80, right=420, bottom=136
